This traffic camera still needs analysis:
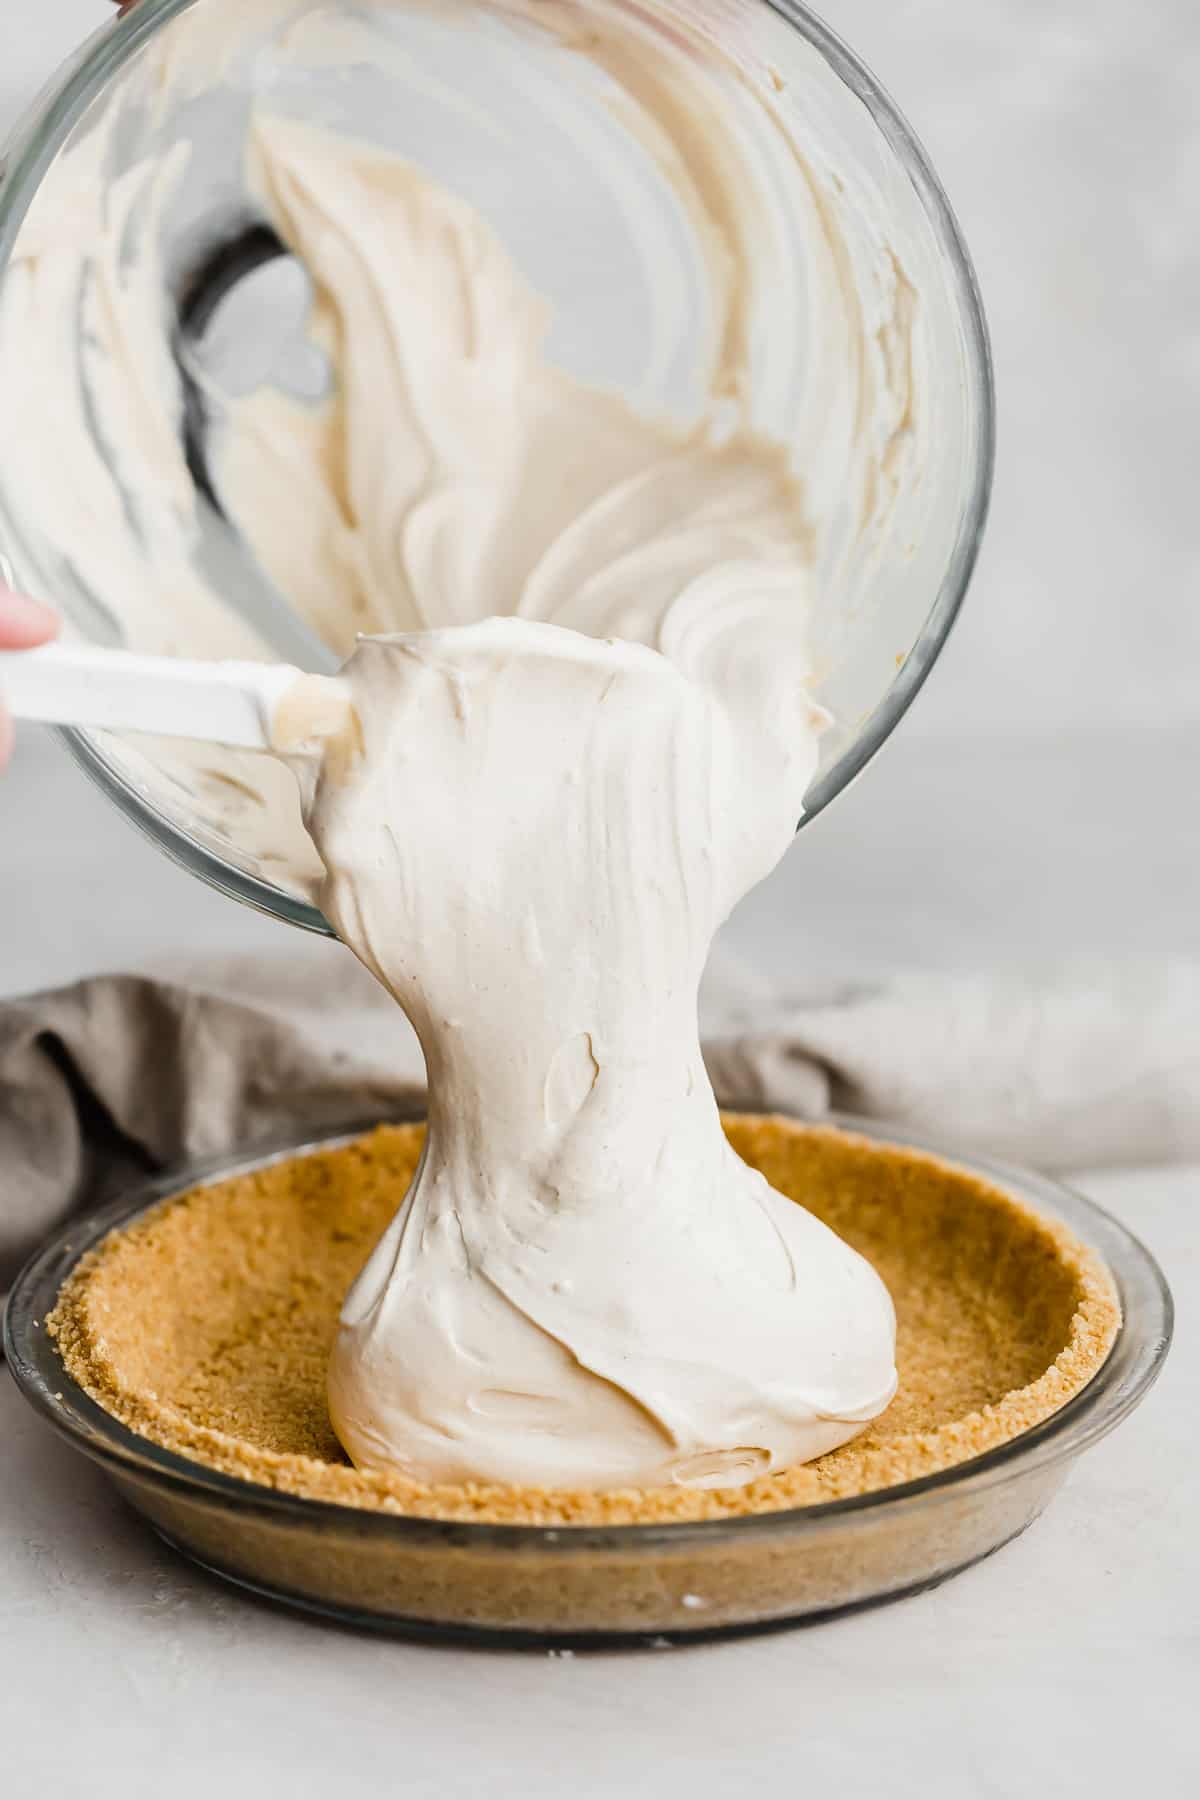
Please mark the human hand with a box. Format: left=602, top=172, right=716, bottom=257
left=0, top=590, right=59, bottom=773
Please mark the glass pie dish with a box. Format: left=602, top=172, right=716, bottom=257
left=3, top=1113, right=1171, bottom=1647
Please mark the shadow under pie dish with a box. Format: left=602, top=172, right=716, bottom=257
left=4, top=1113, right=1171, bottom=1645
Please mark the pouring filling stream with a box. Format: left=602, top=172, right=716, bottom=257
left=0, top=0, right=913, bottom=1489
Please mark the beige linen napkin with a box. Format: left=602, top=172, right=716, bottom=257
left=3, top=952, right=1198, bottom=1286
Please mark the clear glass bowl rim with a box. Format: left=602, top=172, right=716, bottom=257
left=3, top=1111, right=1172, bottom=1554
left=0, top=0, right=996, bottom=938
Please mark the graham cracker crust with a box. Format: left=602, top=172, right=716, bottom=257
left=47, top=1117, right=1120, bottom=1528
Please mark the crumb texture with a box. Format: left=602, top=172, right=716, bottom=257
left=48, top=1117, right=1120, bottom=1527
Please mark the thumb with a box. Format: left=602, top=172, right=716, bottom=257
left=0, top=588, right=60, bottom=649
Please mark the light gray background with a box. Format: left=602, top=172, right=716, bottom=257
left=1, top=4, right=1196, bottom=1797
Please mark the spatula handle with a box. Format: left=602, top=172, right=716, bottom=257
left=0, top=643, right=349, bottom=752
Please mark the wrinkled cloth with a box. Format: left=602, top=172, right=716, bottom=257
left=3, top=953, right=1199, bottom=1286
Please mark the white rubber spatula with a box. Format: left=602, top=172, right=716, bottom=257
left=0, top=642, right=356, bottom=756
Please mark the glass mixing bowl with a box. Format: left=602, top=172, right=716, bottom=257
left=0, top=0, right=993, bottom=933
